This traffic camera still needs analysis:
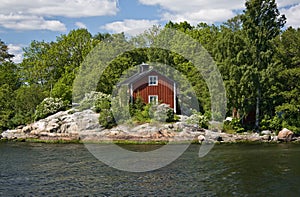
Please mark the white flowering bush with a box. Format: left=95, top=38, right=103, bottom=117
left=78, top=91, right=111, bottom=112
left=76, top=91, right=115, bottom=128
left=34, top=97, right=68, bottom=120
left=186, top=110, right=210, bottom=128
left=151, top=104, right=175, bottom=122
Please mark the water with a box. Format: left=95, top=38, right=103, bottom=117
left=1, top=142, right=300, bottom=196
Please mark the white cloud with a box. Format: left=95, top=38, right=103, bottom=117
left=138, top=0, right=244, bottom=25
left=8, top=44, right=24, bottom=63
left=162, top=9, right=235, bottom=25
left=75, top=22, right=87, bottom=29
left=277, top=0, right=300, bottom=8
left=0, top=0, right=118, bottom=31
left=0, top=13, right=66, bottom=32
left=139, top=0, right=244, bottom=11
left=281, top=4, right=300, bottom=28
left=139, top=0, right=300, bottom=27
left=101, top=19, right=159, bottom=36
left=0, top=0, right=118, bottom=17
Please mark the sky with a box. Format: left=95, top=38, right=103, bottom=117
left=0, top=0, right=299, bottom=63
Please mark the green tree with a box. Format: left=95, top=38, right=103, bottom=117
left=0, top=39, right=14, bottom=64
left=242, top=0, right=286, bottom=130
left=0, top=62, right=20, bottom=131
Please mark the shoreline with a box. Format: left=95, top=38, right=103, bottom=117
left=1, top=136, right=299, bottom=145
left=1, top=109, right=298, bottom=145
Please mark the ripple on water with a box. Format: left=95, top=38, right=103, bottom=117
left=1, top=143, right=300, bottom=196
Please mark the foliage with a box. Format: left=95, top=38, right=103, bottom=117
left=152, top=104, right=176, bottom=123
left=98, top=109, right=116, bottom=129
left=76, top=91, right=116, bottom=129
left=77, top=91, right=104, bottom=111
left=241, top=0, right=286, bottom=129
left=186, top=110, right=210, bottom=129
left=260, top=115, right=282, bottom=133
left=129, top=97, right=177, bottom=124
left=0, top=62, right=19, bottom=131
left=0, top=39, right=14, bottom=63
left=34, top=97, right=68, bottom=121
left=223, top=119, right=245, bottom=133
left=12, top=85, right=46, bottom=125
left=275, top=104, right=300, bottom=134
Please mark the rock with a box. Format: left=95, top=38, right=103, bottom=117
left=45, top=123, right=60, bottom=133
left=261, top=130, right=272, bottom=135
left=17, top=125, right=25, bottom=129
left=22, top=125, right=33, bottom=134
left=271, top=136, right=278, bottom=142
left=278, top=128, right=294, bottom=142
left=216, top=136, right=223, bottom=142
left=205, top=130, right=220, bottom=141
left=262, top=135, right=271, bottom=141
left=198, top=135, right=206, bottom=143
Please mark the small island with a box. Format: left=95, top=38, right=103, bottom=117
left=0, top=0, right=299, bottom=144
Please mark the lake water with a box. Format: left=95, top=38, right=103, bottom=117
left=1, top=142, right=300, bottom=196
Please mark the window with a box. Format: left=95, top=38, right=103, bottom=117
left=149, top=76, right=158, bottom=86
left=149, top=95, right=158, bottom=104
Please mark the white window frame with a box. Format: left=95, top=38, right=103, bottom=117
left=148, top=95, right=158, bottom=104
left=148, top=76, right=158, bottom=86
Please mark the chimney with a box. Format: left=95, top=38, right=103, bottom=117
left=139, top=63, right=149, bottom=73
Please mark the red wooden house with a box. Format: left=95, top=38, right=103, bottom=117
left=121, top=63, right=177, bottom=113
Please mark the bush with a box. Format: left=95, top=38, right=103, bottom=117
left=34, top=97, right=68, bottom=120
left=260, top=104, right=300, bottom=134
left=260, top=115, right=282, bottom=132
left=81, top=92, right=116, bottom=129
left=223, top=118, right=245, bottom=133
left=152, top=104, right=176, bottom=122
left=78, top=91, right=111, bottom=112
left=275, top=104, right=300, bottom=134
left=186, top=110, right=210, bottom=129
left=129, top=100, right=177, bottom=124
left=98, top=109, right=116, bottom=129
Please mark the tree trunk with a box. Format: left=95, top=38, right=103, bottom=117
left=255, top=88, right=260, bottom=131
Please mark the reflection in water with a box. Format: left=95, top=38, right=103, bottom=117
left=0, top=142, right=300, bottom=196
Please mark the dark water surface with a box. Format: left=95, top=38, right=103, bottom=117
left=0, top=142, right=300, bottom=196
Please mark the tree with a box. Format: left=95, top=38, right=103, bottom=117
left=242, top=0, right=286, bottom=130
left=0, top=62, right=20, bottom=131
left=0, top=39, right=14, bottom=64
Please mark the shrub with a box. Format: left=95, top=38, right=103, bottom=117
left=98, top=109, right=116, bottom=129
left=81, top=92, right=116, bottom=129
left=129, top=100, right=177, bottom=123
left=78, top=91, right=111, bottom=112
left=34, top=97, right=68, bottom=120
left=275, top=104, right=300, bottom=134
left=260, top=115, right=282, bottom=132
left=151, top=104, right=176, bottom=122
left=260, top=104, right=300, bottom=134
left=186, top=110, right=210, bottom=129
left=223, top=118, right=245, bottom=133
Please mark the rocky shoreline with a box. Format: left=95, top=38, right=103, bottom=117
left=0, top=109, right=298, bottom=144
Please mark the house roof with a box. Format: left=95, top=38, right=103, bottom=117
left=118, top=68, right=176, bottom=86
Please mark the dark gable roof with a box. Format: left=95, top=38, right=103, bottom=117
left=118, top=68, right=176, bottom=86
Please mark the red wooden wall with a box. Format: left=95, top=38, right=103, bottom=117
left=132, top=71, right=175, bottom=109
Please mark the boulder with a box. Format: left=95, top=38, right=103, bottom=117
left=278, top=128, right=294, bottom=142
left=261, top=130, right=272, bottom=136
left=198, top=135, right=206, bottom=143
left=22, top=125, right=33, bottom=133
left=271, top=136, right=278, bottom=142
left=261, top=135, right=271, bottom=141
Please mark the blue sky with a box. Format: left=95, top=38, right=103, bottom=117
left=0, top=0, right=299, bottom=63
